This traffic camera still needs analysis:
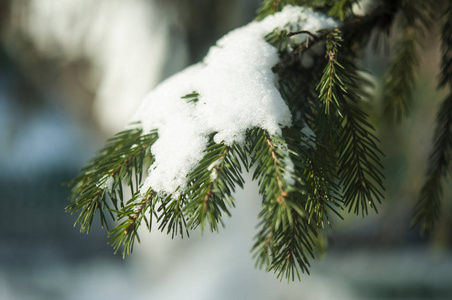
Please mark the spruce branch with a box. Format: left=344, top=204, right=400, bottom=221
left=184, top=140, right=247, bottom=232
left=338, top=63, right=385, bottom=216
left=412, top=96, right=452, bottom=235
left=267, top=211, right=316, bottom=281
left=256, top=0, right=295, bottom=20
left=304, top=139, right=343, bottom=228
left=438, top=4, right=452, bottom=89
left=338, top=95, right=385, bottom=215
left=66, top=126, right=158, bottom=233
left=249, top=128, right=317, bottom=281
left=412, top=5, right=452, bottom=235
left=108, top=191, right=156, bottom=258
left=328, top=0, right=359, bottom=21
left=157, top=193, right=190, bottom=238
left=249, top=129, right=302, bottom=206
left=61, top=2, right=425, bottom=281
left=383, top=29, right=419, bottom=120
left=316, top=29, right=384, bottom=215
left=383, top=0, right=434, bottom=121
left=270, top=26, right=345, bottom=228
left=266, top=28, right=291, bottom=53
left=317, top=29, right=344, bottom=116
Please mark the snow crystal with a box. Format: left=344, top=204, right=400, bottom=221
left=97, top=175, right=115, bottom=192
left=207, top=160, right=222, bottom=171
left=131, top=6, right=338, bottom=195
left=283, top=156, right=296, bottom=187
left=301, top=124, right=317, bottom=149
left=210, top=168, right=218, bottom=181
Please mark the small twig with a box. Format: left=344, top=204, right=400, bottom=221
left=124, top=193, right=152, bottom=234
left=329, top=51, right=337, bottom=61
left=286, top=30, right=317, bottom=40
left=265, top=136, right=288, bottom=204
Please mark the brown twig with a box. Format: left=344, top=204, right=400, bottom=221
left=286, top=30, right=318, bottom=40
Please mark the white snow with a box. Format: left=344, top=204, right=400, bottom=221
left=301, top=124, right=317, bottom=149
left=283, top=156, right=296, bottom=187
left=131, top=6, right=338, bottom=195
left=97, top=175, right=115, bottom=192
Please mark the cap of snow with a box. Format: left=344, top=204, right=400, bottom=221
left=131, top=6, right=337, bottom=195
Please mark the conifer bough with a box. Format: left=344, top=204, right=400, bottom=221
left=68, top=0, right=451, bottom=281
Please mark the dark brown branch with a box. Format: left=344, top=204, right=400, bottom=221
left=286, top=30, right=318, bottom=40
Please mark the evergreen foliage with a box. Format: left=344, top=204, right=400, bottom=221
left=412, top=3, right=452, bottom=235
left=66, top=126, right=158, bottom=256
left=184, top=139, right=247, bottom=232
left=248, top=128, right=315, bottom=281
left=383, top=0, right=433, bottom=121
left=67, top=126, right=158, bottom=235
left=67, top=0, right=452, bottom=281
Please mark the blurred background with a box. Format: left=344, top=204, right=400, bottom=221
left=0, top=0, right=451, bottom=299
